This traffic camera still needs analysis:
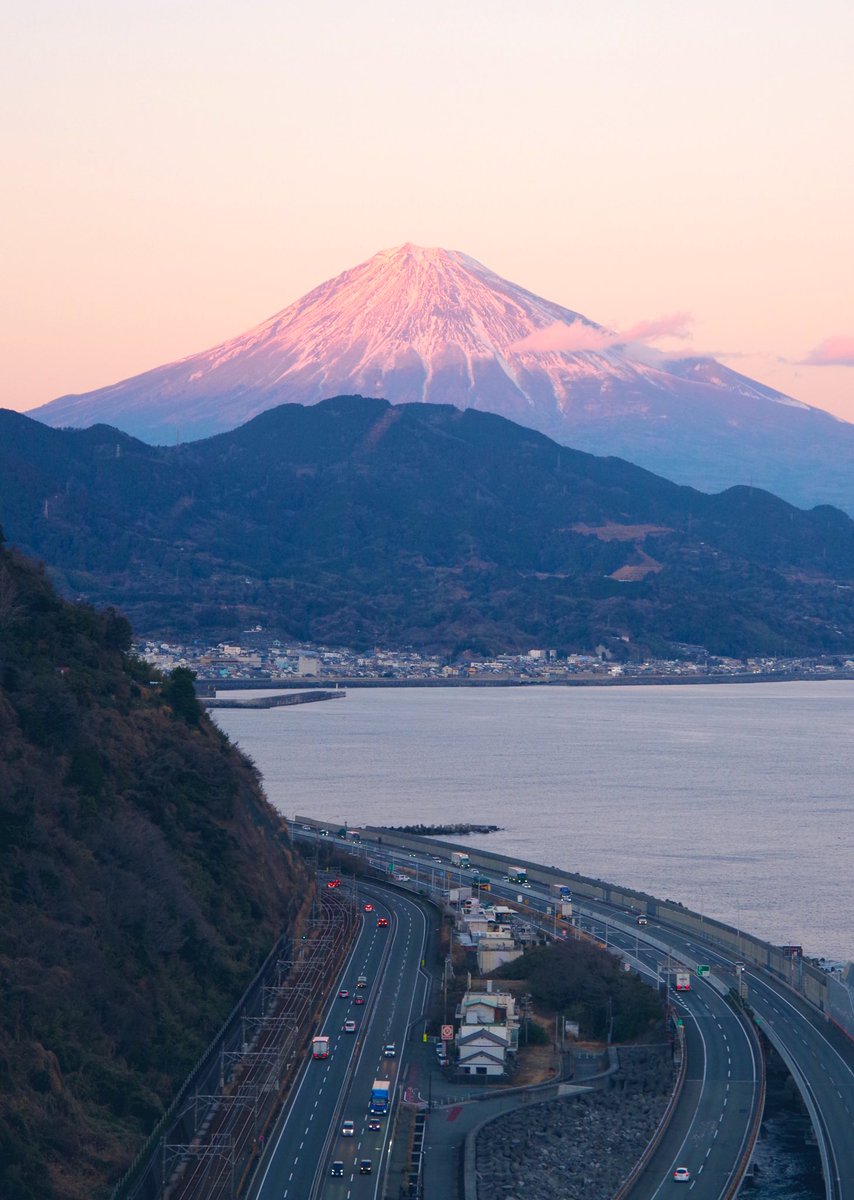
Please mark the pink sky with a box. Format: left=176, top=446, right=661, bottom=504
left=2, top=1, right=852, bottom=421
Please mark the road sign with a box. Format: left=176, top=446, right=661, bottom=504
left=441, top=1025, right=454, bottom=1041
left=697, top=965, right=710, bottom=977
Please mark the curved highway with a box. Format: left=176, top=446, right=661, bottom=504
left=622, top=965, right=758, bottom=1200
left=354, top=832, right=851, bottom=1200
left=505, top=894, right=761, bottom=1200
left=624, top=912, right=854, bottom=1200
left=293, top=828, right=763, bottom=1200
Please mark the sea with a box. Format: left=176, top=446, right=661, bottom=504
left=212, top=679, right=843, bottom=1199
left=211, top=681, right=853, bottom=964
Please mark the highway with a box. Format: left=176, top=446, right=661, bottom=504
left=622, top=912, right=854, bottom=1200
left=252, top=883, right=429, bottom=1200
left=292, top=830, right=763, bottom=1200
left=501, top=867, right=852, bottom=1200
left=290, top=826, right=853, bottom=1200
left=612, top=947, right=759, bottom=1200
left=494, top=891, right=762, bottom=1200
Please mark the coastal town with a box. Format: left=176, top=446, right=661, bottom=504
left=135, top=635, right=854, bottom=687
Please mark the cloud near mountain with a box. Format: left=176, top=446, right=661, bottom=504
left=802, top=336, right=854, bottom=367
left=509, top=311, right=693, bottom=353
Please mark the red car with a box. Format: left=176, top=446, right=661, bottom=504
left=353, top=994, right=365, bottom=1005
left=377, top=917, right=389, bottom=927
left=327, top=879, right=341, bottom=889
left=364, top=903, right=374, bottom=912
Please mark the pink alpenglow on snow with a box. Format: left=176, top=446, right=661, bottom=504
left=30, top=242, right=854, bottom=515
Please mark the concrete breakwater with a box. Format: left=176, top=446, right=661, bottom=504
left=201, top=689, right=345, bottom=710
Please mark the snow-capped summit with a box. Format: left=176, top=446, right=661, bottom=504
left=32, top=244, right=854, bottom=512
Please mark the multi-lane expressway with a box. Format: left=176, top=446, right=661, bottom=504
left=617, top=910, right=853, bottom=1200
left=291, top=824, right=852, bottom=1200
left=455, top=875, right=762, bottom=1200
left=582, top=919, right=760, bottom=1200
left=252, top=885, right=428, bottom=1200
left=289, top=830, right=761, bottom=1199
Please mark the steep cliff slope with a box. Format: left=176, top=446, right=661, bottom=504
left=0, top=533, right=310, bottom=1199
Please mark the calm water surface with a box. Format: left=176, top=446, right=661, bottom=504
left=212, top=682, right=853, bottom=961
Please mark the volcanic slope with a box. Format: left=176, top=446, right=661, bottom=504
left=0, top=532, right=310, bottom=1200
left=32, top=243, right=854, bottom=513
left=3, top=397, right=854, bottom=658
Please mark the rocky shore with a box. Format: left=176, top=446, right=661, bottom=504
left=474, top=1047, right=673, bottom=1200
left=384, top=822, right=503, bottom=835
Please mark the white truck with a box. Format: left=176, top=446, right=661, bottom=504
left=451, top=851, right=470, bottom=869
left=675, top=971, right=691, bottom=991
left=508, top=866, right=528, bottom=884
left=311, top=1035, right=330, bottom=1059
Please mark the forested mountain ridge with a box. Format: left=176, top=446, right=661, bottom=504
left=3, top=397, right=854, bottom=657
left=0, top=532, right=311, bottom=1199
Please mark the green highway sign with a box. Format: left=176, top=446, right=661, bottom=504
left=697, top=965, right=710, bottom=977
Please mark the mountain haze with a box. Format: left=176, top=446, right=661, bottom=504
left=32, top=244, right=854, bottom=514
left=4, top=397, right=854, bottom=658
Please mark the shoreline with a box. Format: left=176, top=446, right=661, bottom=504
left=200, top=671, right=854, bottom=691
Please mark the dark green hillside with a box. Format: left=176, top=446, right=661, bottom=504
left=493, top=937, right=663, bottom=1042
left=2, top=397, right=854, bottom=655
left=0, top=532, right=310, bottom=1200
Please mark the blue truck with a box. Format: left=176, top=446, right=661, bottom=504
left=370, top=1079, right=390, bottom=1114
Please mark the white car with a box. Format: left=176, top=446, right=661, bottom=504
left=343, top=1019, right=356, bottom=1033
left=673, top=1166, right=690, bottom=1182
left=341, top=1119, right=355, bottom=1137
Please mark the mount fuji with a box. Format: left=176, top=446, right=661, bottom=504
left=32, top=243, right=854, bottom=513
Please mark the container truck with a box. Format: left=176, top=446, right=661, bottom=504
left=312, top=1036, right=330, bottom=1059
left=370, top=1079, right=390, bottom=1114
left=508, top=866, right=528, bottom=884
left=451, top=852, right=470, bottom=869
left=675, top=971, right=691, bottom=991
